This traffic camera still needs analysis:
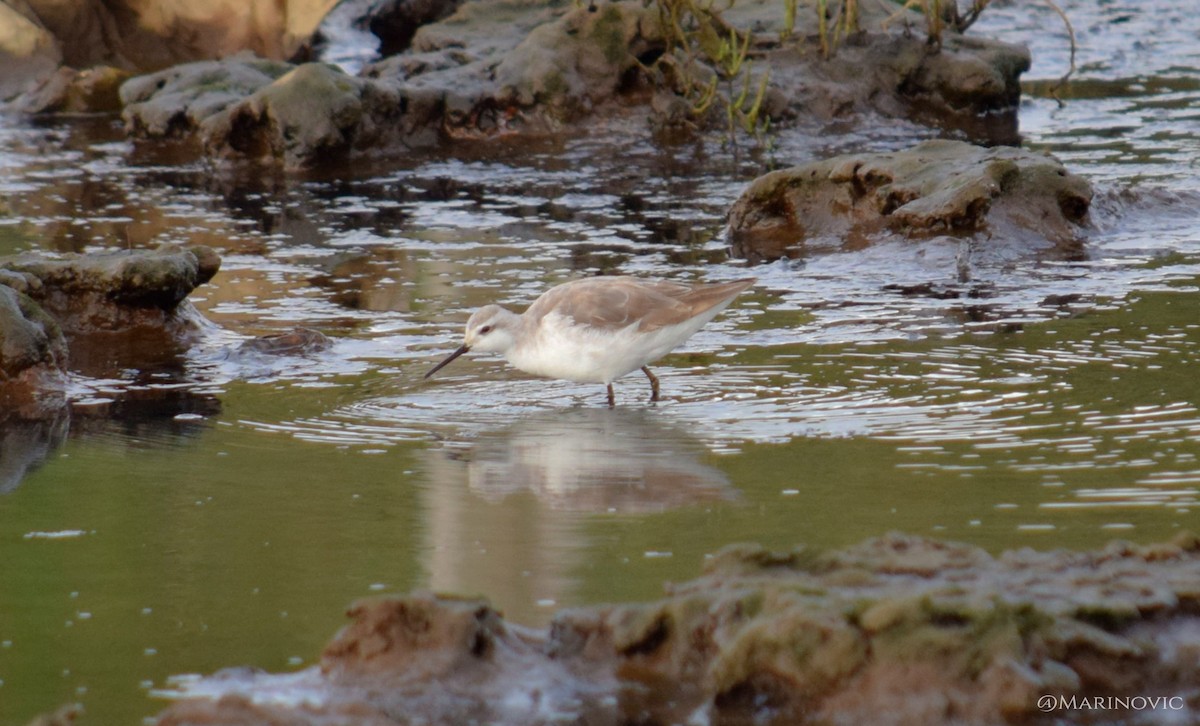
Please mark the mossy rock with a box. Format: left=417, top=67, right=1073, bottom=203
left=727, top=139, right=1094, bottom=262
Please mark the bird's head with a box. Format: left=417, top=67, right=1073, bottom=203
left=425, top=305, right=518, bottom=379
left=462, top=305, right=518, bottom=353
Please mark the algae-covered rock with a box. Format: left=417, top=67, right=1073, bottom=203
left=492, top=2, right=662, bottom=116
left=674, top=0, right=1029, bottom=141
left=121, top=54, right=293, bottom=137
left=0, top=284, right=67, bottom=380
left=120, top=1, right=666, bottom=164
left=153, top=532, right=1200, bottom=725
left=1, top=244, right=219, bottom=407
left=109, top=0, right=1031, bottom=165
left=727, top=139, right=1094, bottom=262
left=123, top=56, right=406, bottom=166
left=0, top=243, right=220, bottom=334
left=201, top=62, right=403, bottom=167
left=0, top=284, right=68, bottom=414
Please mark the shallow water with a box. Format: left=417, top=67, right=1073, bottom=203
left=2, top=0, right=1200, bottom=722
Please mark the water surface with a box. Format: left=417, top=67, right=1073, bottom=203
left=2, top=1, right=1200, bottom=722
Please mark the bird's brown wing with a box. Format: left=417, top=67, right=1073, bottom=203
left=640, top=277, right=756, bottom=331
left=525, top=277, right=755, bottom=333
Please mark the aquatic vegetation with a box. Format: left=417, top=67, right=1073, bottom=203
left=645, top=0, right=1027, bottom=147
left=648, top=0, right=772, bottom=146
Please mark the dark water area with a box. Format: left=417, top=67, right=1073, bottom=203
left=2, top=0, right=1199, bottom=722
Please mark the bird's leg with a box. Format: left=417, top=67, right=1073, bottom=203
left=606, top=383, right=615, bottom=408
left=641, top=366, right=660, bottom=402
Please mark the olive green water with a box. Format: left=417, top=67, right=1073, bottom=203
left=3, top=1, right=1200, bottom=722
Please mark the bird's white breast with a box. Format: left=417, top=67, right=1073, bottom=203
left=505, top=311, right=703, bottom=384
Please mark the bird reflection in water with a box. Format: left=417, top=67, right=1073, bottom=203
left=462, top=407, right=733, bottom=511
left=419, top=408, right=735, bottom=622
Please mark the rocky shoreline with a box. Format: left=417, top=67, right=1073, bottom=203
left=152, top=533, right=1200, bottom=725
left=5, top=0, right=1030, bottom=165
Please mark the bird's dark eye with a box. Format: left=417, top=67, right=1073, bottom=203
left=479, top=325, right=493, bottom=334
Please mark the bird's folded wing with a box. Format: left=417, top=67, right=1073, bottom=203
left=527, top=278, right=694, bottom=333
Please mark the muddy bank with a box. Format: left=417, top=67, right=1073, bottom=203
left=152, top=532, right=1200, bottom=725
left=727, top=139, right=1094, bottom=263
left=33, top=0, right=1034, bottom=166
left=0, top=244, right=220, bottom=406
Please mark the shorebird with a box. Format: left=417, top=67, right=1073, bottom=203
left=425, top=276, right=756, bottom=405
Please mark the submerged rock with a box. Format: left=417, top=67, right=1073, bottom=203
left=727, top=139, right=1094, bottom=262
left=153, top=532, right=1200, bottom=725
left=235, top=327, right=332, bottom=356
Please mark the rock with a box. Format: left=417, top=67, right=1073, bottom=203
left=123, top=1, right=664, bottom=164
left=0, top=244, right=220, bottom=335
left=200, top=62, right=404, bottom=167
left=153, top=532, right=1200, bottom=725
left=718, top=0, right=1029, bottom=140
left=362, top=0, right=565, bottom=142
left=0, top=0, right=62, bottom=101
left=726, top=140, right=1094, bottom=263
left=235, top=327, right=332, bottom=355
left=491, top=2, right=662, bottom=117
left=113, top=0, right=1033, bottom=165
left=370, top=0, right=662, bottom=135
left=120, top=54, right=293, bottom=138
left=122, top=57, right=402, bottom=166
left=16, top=0, right=337, bottom=72
left=13, top=65, right=132, bottom=113
left=1, top=244, right=219, bottom=406
left=359, top=0, right=464, bottom=57
left=0, top=284, right=68, bottom=400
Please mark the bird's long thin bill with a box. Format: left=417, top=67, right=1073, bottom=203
left=425, top=344, right=470, bottom=379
